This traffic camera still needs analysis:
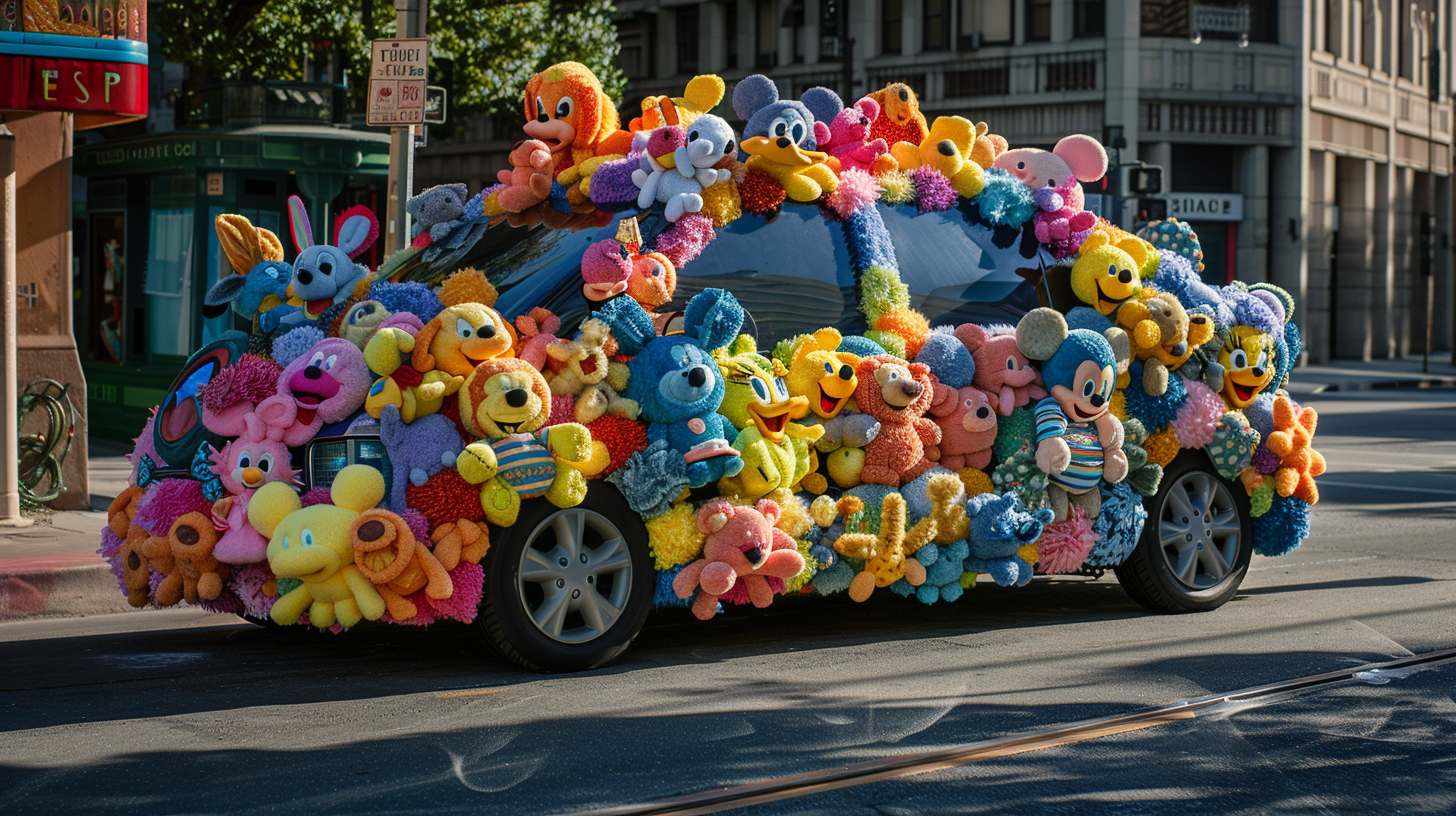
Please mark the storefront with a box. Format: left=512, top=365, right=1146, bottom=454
left=1, top=4, right=150, bottom=513
left=72, top=127, right=392, bottom=442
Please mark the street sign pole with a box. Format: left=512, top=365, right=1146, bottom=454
left=0, top=124, right=29, bottom=526
left=384, top=0, right=429, bottom=256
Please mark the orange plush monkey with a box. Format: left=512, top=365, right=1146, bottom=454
left=523, top=62, right=634, bottom=178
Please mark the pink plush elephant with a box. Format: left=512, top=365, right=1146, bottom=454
left=928, top=385, right=999, bottom=471
left=673, top=498, right=806, bottom=621
left=954, top=323, right=1047, bottom=417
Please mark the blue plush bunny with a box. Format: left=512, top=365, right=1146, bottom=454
left=284, top=195, right=380, bottom=323
left=598, top=288, right=747, bottom=488
left=962, top=491, right=1054, bottom=587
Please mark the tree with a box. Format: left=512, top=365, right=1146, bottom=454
left=150, top=0, right=625, bottom=125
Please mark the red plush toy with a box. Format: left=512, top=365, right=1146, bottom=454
left=854, top=355, right=941, bottom=486
left=673, top=498, right=805, bottom=621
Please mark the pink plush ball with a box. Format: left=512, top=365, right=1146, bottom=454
left=1172, top=378, right=1226, bottom=449
left=828, top=168, right=879, bottom=217
left=1037, top=505, right=1097, bottom=574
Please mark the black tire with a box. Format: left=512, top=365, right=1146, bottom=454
left=476, top=482, right=653, bottom=672
left=1115, top=450, right=1253, bottom=613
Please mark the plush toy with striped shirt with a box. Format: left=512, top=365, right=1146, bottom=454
left=1016, top=308, right=1131, bottom=523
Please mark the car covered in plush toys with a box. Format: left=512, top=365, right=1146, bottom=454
left=101, top=66, right=1319, bottom=672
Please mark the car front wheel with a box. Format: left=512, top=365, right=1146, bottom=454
left=1115, top=450, right=1252, bottom=613
left=476, top=482, right=653, bottom=672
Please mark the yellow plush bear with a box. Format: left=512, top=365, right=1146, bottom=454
left=1069, top=231, right=1141, bottom=316
left=362, top=327, right=465, bottom=423
left=890, top=116, right=986, bottom=198
left=456, top=358, right=593, bottom=527
left=248, top=465, right=389, bottom=629
left=1114, top=291, right=1215, bottom=395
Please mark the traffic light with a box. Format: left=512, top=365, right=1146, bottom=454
left=1125, top=164, right=1164, bottom=195
left=1137, top=197, right=1168, bottom=223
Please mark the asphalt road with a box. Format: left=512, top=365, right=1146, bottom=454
left=1, top=388, right=1453, bottom=815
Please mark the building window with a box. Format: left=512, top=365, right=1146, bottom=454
left=820, top=0, right=844, bottom=58
left=1074, top=0, right=1105, bottom=37
left=924, top=0, right=949, bottom=50
left=881, top=0, right=903, bottom=54
left=677, top=6, right=700, bottom=75
left=145, top=208, right=196, bottom=358
left=618, top=15, right=655, bottom=79
left=1026, top=0, right=1051, bottom=41
left=726, top=9, right=739, bottom=69
left=783, top=0, right=805, bottom=63
left=756, top=0, right=777, bottom=69
left=958, top=0, right=1013, bottom=48
left=1142, top=0, right=1277, bottom=44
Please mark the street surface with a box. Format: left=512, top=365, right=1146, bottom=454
left=1, top=387, right=1454, bottom=814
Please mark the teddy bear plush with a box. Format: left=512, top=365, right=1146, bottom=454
left=1032, top=179, right=1098, bottom=259
left=493, top=139, right=554, bottom=214
left=1069, top=231, right=1143, bottom=317
left=829, top=492, right=938, bottom=602
left=142, top=511, right=225, bottom=607
left=672, top=498, right=806, bottom=620
left=118, top=527, right=153, bottom=608
left=954, top=323, right=1047, bottom=417
left=455, top=358, right=594, bottom=527
left=350, top=508, right=454, bottom=621
left=1115, top=291, right=1215, bottom=396
left=962, top=491, right=1055, bottom=587
left=889, top=116, right=986, bottom=198
left=1016, top=308, right=1131, bottom=522
left=513, top=307, right=562, bottom=371
left=715, top=342, right=823, bottom=501
left=248, top=464, right=390, bottom=628
left=823, top=97, right=896, bottom=174
left=855, top=355, right=941, bottom=486
left=732, top=74, right=839, bottom=203
left=917, top=330, right=997, bottom=471
left=782, top=328, right=880, bottom=490
left=865, top=82, right=929, bottom=147
left=597, top=289, right=746, bottom=489
left=363, top=324, right=466, bottom=423
left=544, top=318, right=639, bottom=424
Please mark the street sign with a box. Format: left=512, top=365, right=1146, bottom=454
left=424, top=85, right=447, bottom=125
left=1156, top=192, right=1243, bottom=222
left=367, top=38, right=429, bottom=126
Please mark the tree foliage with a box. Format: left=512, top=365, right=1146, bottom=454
left=151, top=0, right=625, bottom=123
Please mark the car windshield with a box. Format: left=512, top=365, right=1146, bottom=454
left=401, top=202, right=1048, bottom=349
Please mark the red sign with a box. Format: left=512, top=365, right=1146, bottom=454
left=0, top=55, right=147, bottom=121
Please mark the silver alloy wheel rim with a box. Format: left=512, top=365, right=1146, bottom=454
left=1158, top=470, right=1241, bottom=590
left=517, top=508, right=633, bottom=644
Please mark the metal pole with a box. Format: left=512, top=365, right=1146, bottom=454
left=1, top=123, right=30, bottom=526
left=385, top=0, right=428, bottom=255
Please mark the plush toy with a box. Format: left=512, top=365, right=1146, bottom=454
left=197, top=353, right=284, bottom=437
left=962, top=491, right=1054, bottom=587
left=1032, top=178, right=1098, bottom=258
left=513, top=308, right=562, bottom=371
left=1115, top=292, right=1215, bottom=395
left=333, top=299, right=407, bottom=350
left=993, top=134, right=1107, bottom=193
left=889, top=116, right=986, bottom=198
left=955, top=323, right=1046, bottom=416
left=248, top=464, right=389, bottom=628
left=810, top=94, right=894, bottom=174
left=672, top=499, right=805, bottom=620
left=1070, top=231, right=1142, bottom=316
left=716, top=344, right=823, bottom=501
left=363, top=325, right=466, bottom=423
left=140, top=511, right=225, bottom=607
left=521, top=61, right=634, bottom=202
left=207, top=413, right=302, bottom=565
left=1261, top=395, right=1324, bottom=505
left=1219, top=325, right=1278, bottom=409
left=580, top=220, right=679, bottom=314
left=410, top=302, right=514, bottom=379
left=830, top=492, right=938, bottom=602
left=284, top=196, right=379, bottom=321
left=493, top=139, right=555, bottom=213
left=918, top=330, right=996, bottom=471
left=117, top=528, right=153, bottom=608
left=782, top=328, right=880, bottom=490
left=380, top=404, right=463, bottom=512
left=967, top=121, right=1009, bottom=168
left=1138, top=217, right=1205, bottom=273
left=350, top=509, right=453, bottom=621
left=252, top=337, right=373, bottom=447
left=455, top=358, right=593, bottom=526
left=630, top=74, right=726, bottom=131
left=430, top=518, right=491, bottom=571
left=545, top=318, right=639, bottom=424
left=855, top=355, right=941, bottom=486
left=1017, top=308, right=1131, bottom=522
left=406, top=183, right=469, bottom=239
left=633, top=104, right=735, bottom=222
left=597, top=289, right=746, bottom=489
left=107, top=484, right=145, bottom=540
left=866, top=82, right=929, bottom=147
left=204, top=214, right=294, bottom=331
left=732, top=74, right=839, bottom=202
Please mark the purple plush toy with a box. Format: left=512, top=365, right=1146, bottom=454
left=379, top=404, right=464, bottom=512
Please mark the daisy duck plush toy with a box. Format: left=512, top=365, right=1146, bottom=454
left=1016, top=308, right=1130, bottom=522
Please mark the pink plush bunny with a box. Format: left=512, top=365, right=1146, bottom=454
left=824, top=97, right=892, bottom=173
left=208, top=412, right=301, bottom=565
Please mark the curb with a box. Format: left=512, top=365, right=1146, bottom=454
left=1311, top=376, right=1456, bottom=393
left=0, top=563, right=134, bottom=622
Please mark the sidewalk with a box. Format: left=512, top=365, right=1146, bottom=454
left=3, top=353, right=1453, bottom=623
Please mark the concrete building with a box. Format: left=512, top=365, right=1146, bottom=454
left=412, top=1, right=1456, bottom=363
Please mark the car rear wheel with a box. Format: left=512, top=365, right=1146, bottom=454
left=476, top=482, right=653, bottom=672
left=1115, top=450, right=1252, bottom=613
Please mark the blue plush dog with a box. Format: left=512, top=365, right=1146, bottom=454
left=599, top=289, right=746, bottom=488
left=962, top=492, right=1054, bottom=587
